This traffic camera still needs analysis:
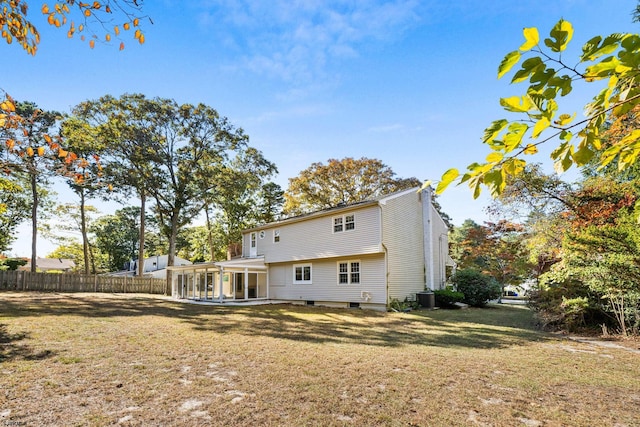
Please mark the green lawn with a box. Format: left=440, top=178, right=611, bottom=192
left=1, top=292, right=639, bottom=426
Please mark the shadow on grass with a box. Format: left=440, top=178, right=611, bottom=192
left=0, top=323, right=56, bottom=362
left=0, top=291, right=549, bottom=350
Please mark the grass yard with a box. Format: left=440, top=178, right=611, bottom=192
left=1, top=292, right=639, bottom=426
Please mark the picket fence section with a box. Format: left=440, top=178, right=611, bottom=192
left=0, top=270, right=166, bottom=295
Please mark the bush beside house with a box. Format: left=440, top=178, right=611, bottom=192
left=451, top=269, right=501, bottom=307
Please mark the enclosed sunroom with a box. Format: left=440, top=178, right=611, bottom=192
left=168, top=257, right=268, bottom=302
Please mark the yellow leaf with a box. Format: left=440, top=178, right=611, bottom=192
left=486, top=152, right=504, bottom=163
left=532, top=117, right=550, bottom=138
left=84, top=9, right=91, bottom=17
left=114, top=25, right=120, bottom=36
left=58, top=149, right=68, bottom=158
left=26, top=147, right=34, bottom=156
left=44, top=134, right=52, bottom=144
left=105, top=33, right=111, bottom=42
left=119, top=42, right=125, bottom=50
left=139, top=34, right=145, bottom=44
left=93, top=1, right=101, bottom=9
left=123, top=22, right=130, bottom=30
left=79, top=24, right=84, bottom=32
left=6, top=139, right=15, bottom=150
left=47, top=14, right=55, bottom=25
left=106, top=5, right=111, bottom=13
left=41, top=4, right=50, bottom=14
left=108, top=184, right=113, bottom=191
left=0, top=100, right=15, bottom=112
left=523, top=144, right=538, bottom=155
left=519, top=27, right=539, bottom=51
left=133, top=18, right=140, bottom=27
left=89, top=39, right=95, bottom=49
left=37, top=146, right=45, bottom=156
left=134, top=29, right=141, bottom=40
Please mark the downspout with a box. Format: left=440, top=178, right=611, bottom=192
left=377, top=204, right=389, bottom=305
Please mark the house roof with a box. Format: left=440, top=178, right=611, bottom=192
left=21, top=258, right=76, bottom=271
left=244, top=187, right=422, bottom=232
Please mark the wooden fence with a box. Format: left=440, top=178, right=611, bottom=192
left=0, top=270, right=167, bottom=295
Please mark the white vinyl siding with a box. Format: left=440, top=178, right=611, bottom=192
left=267, top=254, right=385, bottom=305
left=293, top=264, right=312, bottom=284
left=245, top=205, right=382, bottom=262
left=381, top=190, right=426, bottom=302
left=338, top=261, right=360, bottom=285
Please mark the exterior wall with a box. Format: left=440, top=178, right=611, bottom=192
left=430, top=204, right=450, bottom=289
left=267, top=253, right=386, bottom=307
left=380, top=189, right=426, bottom=302
left=243, top=204, right=383, bottom=263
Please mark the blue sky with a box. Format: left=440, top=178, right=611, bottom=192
left=5, top=0, right=639, bottom=256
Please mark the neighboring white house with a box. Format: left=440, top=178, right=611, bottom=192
left=168, top=187, right=453, bottom=311
left=110, top=255, right=192, bottom=279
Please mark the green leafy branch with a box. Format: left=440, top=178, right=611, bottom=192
left=436, top=19, right=640, bottom=198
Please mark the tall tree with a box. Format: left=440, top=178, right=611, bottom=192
left=58, top=116, right=108, bottom=274
left=2, top=102, right=60, bottom=271
left=74, top=94, right=158, bottom=276
left=450, top=219, right=533, bottom=295
left=91, top=207, right=141, bottom=272
left=284, top=157, right=421, bottom=215
left=79, top=95, right=251, bottom=275
left=45, top=203, right=100, bottom=273
left=256, top=182, right=285, bottom=224
left=207, top=147, right=277, bottom=253
left=0, top=176, right=30, bottom=252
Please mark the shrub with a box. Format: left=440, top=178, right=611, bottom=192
left=451, top=269, right=501, bottom=307
left=529, top=265, right=609, bottom=332
left=434, top=287, right=464, bottom=308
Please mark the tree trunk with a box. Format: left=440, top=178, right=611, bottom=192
left=30, top=174, right=38, bottom=273
left=80, top=190, right=90, bottom=275
left=165, top=211, right=180, bottom=296
left=137, top=189, right=146, bottom=277
left=205, top=204, right=215, bottom=261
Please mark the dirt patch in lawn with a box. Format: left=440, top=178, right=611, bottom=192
left=1, top=292, right=639, bottom=426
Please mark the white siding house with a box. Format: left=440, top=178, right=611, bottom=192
left=169, top=187, right=453, bottom=311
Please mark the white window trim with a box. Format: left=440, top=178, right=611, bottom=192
left=293, top=263, right=312, bottom=285
left=273, top=229, right=280, bottom=243
left=333, top=213, right=355, bottom=233
left=337, top=260, right=361, bottom=285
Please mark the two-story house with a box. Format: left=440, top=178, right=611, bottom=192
left=168, top=186, right=452, bottom=311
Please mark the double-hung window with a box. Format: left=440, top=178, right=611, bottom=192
left=273, top=229, right=280, bottom=243
left=333, top=214, right=355, bottom=233
left=293, top=264, right=312, bottom=284
left=333, top=217, right=343, bottom=233
left=345, top=214, right=355, bottom=231
left=338, top=261, right=360, bottom=284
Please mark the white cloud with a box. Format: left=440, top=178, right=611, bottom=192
left=196, top=1, right=422, bottom=87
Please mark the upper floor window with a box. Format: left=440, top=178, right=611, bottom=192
left=293, top=264, right=312, bottom=284
left=333, top=217, right=343, bottom=233
left=345, top=214, right=355, bottom=231
left=274, top=229, right=280, bottom=243
left=333, top=214, right=355, bottom=233
left=250, top=232, right=257, bottom=248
